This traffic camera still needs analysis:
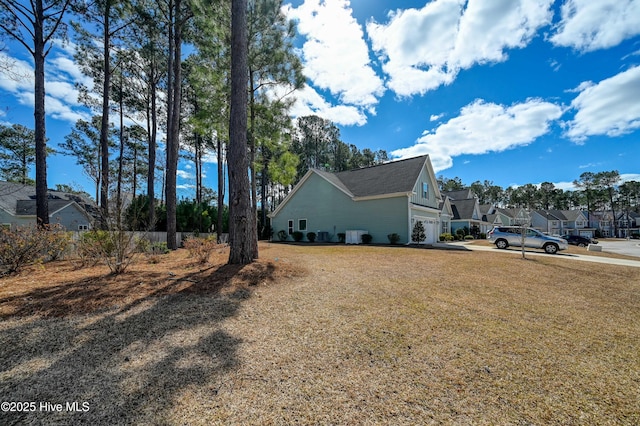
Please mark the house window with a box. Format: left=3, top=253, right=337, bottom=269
left=422, top=182, right=429, bottom=199
left=78, top=225, right=89, bottom=231
left=298, top=219, right=307, bottom=232
left=288, top=220, right=294, bottom=235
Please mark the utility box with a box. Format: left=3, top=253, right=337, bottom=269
left=345, top=230, right=367, bottom=244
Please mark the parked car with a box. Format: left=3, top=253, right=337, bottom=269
left=561, top=235, right=597, bottom=247
left=487, top=226, right=568, bottom=254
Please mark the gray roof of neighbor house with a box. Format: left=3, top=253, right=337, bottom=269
left=443, top=189, right=475, bottom=201
left=451, top=198, right=477, bottom=220
left=318, top=155, right=432, bottom=198
left=0, top=181, right=97, bottom=218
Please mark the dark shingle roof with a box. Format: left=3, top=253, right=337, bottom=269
left=15, top=199, right=77, bottom=215
left=443, top=189, right=475, bottom=200
left=451, top=199, right=477, bottom=220
left=330, top=155, right=428, bottom=198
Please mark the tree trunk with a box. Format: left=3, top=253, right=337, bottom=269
left=165, top=0, right=183, bottom=250
left=34, top=1, right=48, bottom=226
left=217, top=137, right=224, bottom=243
left=100, top=4, right=112, bottom=226
left=228, top=0, right=257, bottom=264
left=147, top=67, right=157, bottom=230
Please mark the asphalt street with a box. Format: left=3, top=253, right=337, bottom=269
left=449, top=240, right=640, bottom=268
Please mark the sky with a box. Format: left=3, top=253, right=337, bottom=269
left=1, top=0, right=639, bottom=200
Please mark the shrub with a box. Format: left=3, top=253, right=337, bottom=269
left=41, top=225, right=72, bottom=261
left=337, top=233, right=346, bottom=243
left=0, top=224, right=73, bottom=274
left=412, top=221, right=426, bottom=243
left=387, top=233, right=401, bottom=244
left=455, top=228, right=466, bottom=239
left=464, top=235, right=475, bottom=240
left=183, top=236, right=218, bottom=264
left=361, top=233, right=372, bottom=244
left=277, top=229, right=288, bottom=241
left=439, top=233, right=454, bottom=242
left=151, top=242, right=170, bottom=254
left=479, top=232, right=487, bottom=240
left=306, top=232, right=316, bottom=242
left=78, top=229, right=139, bottom=274
left=292, top=231, right=304, bottom=242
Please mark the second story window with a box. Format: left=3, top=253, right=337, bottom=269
left=422, top=182, right=429, bottom=199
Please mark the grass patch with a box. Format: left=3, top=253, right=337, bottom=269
left=1, top=243, right=638, bottom=424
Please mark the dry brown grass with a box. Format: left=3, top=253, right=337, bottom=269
left=1, top=243, right=638, bottom=425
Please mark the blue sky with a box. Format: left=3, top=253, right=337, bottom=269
left=1, top=0, right=639, bottom=200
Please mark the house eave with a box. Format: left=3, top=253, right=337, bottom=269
left=353, top=192, right=411, bottom=201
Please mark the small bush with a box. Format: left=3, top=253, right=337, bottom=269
left=479, top=232, right=487, bottom=240
left=292, top=231, right=304, bottom=242
left=151, top=242, right=170, bottom=254
left=0, top=224, right=73, bottom=274
left=183, top=236, right=218, bottom=264
left=387, top=233, right=401, bottom=244
left=306, top=232, right=316, bottom=242
left=337, top=233, right=346, bottom=243
left=439, top=233, right=454, bottom=242
left=361, top=234, right=373, bottom=244
left=277, top=230, right=288, bottom=241
left=464, top=235, right=475, bottom=240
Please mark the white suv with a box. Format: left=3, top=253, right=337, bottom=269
left=487, top=226, right=568, bottom=254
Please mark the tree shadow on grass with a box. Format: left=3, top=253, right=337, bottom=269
left=0, top=260, right=285, bottom=425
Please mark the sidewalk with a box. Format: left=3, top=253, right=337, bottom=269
left=443, top=241, right=640, bottom=268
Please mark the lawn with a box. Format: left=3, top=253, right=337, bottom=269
left=1, top=243, right=638, bottom=425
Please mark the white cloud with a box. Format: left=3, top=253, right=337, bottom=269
left=367, top=0, right=553, bottom=97
left=177, top=170, right=194, bottom=180
left=565, top=66, right=640, bottom=141
left=391, top=98, right=563, bottom=172
left=0, top=48, right=88, bottom=125
left=430, top=113, right=444, bottom=122
left=285, top=85, right=368, bottom=126
left=284, top=0, right=384, bottom=108
left=549, top=0, right=640, bottom=52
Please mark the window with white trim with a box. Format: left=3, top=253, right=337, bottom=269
left=288, top=220, right=294, bottom=235
left=298, top=219, right=307, bottom=232
left=78, top=225, right=89, bottom=231
left=422, top=182, right=429, bottom=199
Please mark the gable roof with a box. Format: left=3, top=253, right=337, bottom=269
left=331, top=155, right=431, bottom=198
left=450, top=198, right=478, bottom=220
left=270, top=155, right=440, bottom=217
left=0, top=181, right=97, bottom=219
left=443, top=188, right=476, bottom=201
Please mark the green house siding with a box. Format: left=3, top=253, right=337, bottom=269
left=410, top=167, right=439, bottom=209
left=272, top=173, right=410, bottom=243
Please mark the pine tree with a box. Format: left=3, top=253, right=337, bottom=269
left=412, top=221, right=426, bottom=243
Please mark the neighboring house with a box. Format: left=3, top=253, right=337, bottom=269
left=438, top=197, right=453, bottom=236
left=0, top=181, right=95, bottom=230
left=615, top=211, right=640, bottom=238
left=442, top=190, right=493, bottom=236
left=494, top=207, right=529, bottom=226
left=589, top=211, right=615, bottom=237
left=268, top=155, right=443, bottom=244
left=531, top=209, right=594, bottom=237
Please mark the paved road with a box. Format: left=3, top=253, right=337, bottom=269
left=445, top=241, right=640, bottom=268
left=596, top=239, right=640, bottom=258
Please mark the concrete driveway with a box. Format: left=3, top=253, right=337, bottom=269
left=596, top=239, right=640, bottom=258
left=445, top=241, right=640, bottom=268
